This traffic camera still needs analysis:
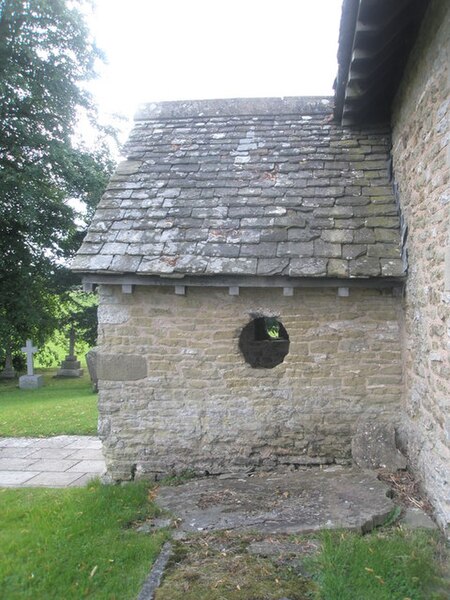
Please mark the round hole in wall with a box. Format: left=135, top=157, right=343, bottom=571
left=239, top=317, right=290, bottom=369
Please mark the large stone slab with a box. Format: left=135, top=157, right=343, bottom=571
left=85, top=348, right=98, bottom=392
left=96, top=353, right=147, bottom=381
left=157, top=468, right=395, bottom=534
left=400, top=508, right=438, bottom=530
left=56, top=365, right=83, bottom=378
left=352, top=421, right=407, bottom=470
left=0, top=471, right=39, bottom=486
left=25, top=472, right=88, bottom=487
left=19, top=374, right=44, bottom=389
left=0, top=366, right=16, bottom=379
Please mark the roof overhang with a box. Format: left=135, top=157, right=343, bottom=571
left=81, top=273, right=405, bottom=295
left=334, top=0, right=431, bottom=125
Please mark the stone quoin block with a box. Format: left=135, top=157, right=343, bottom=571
left=97, top=353, right=147, bottom=381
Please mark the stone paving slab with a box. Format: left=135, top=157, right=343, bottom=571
left=25, top=472, right=87, bottom=487
left=0, top=447, right=36, bottom=458
left=68, top=473, right=96, bottom=487
left=0, top=458, right=38, bottom=470
left=157, top=467, right=396, bottom=534
left=65, top=438, right=102, bottom=450
left=0, top=438, right=35, bottom=447
left=68, top=448, right=104, bottom=460
left=66, top=460, right=106, bottom=473
left=26, top=458, right=81, bottom=472
left=0, top=471, right=39, bottom=485
left=0, top=436, right=106, bottom=488
left=22, top=448, right=76, bottom=459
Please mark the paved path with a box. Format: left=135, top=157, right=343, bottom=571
left=0, top=435, right=106, bottom=488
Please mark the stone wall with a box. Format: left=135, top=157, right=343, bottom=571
left=391, top=0, right=450, bottom=529
left=96, top=284, right=402, bottom=480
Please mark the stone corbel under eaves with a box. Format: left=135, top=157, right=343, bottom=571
left=81, top=273, right=405, bottom=299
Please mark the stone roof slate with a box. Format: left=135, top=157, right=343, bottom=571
left=72, top=97, right=404, bottom=279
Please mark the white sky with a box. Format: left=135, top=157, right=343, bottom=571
left=87, top=0, right=343, bottom=141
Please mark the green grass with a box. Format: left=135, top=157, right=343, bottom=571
left=0, top=369, right=97, bottom=436
left=0, top=481, right=167, bottom=600
left=313, top=528, right=449, bottom=600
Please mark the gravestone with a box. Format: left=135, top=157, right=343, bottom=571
left=0, top=349, right=16, bottom=379
left=56, top=327, right=83, bottom=378
left=85, top=347, right=98, bottom=392
left=19, top=339, right=44, bottom=389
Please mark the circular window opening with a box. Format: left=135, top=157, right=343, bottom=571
left=239, top=317, right=290, bottom=369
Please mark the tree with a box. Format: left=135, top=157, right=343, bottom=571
left=0, top=0, right=115, bottom=360
left=34, top=289, right=98, bottom=367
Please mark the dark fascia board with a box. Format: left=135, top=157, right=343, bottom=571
left=335, top=0, right=431, bottom=124
left=82, top=273, right=405, bottom=291
left=334, top=0, right=360, bottom=121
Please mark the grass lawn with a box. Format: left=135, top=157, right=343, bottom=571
left=0, top=369, right=97, bottom=436
left=0, top=481, right=167, bottom=600
left=315, top=528, right=449, bottom=600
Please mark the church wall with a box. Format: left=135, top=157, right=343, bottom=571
left=391, top=0, right=450, bottom=529
left=96, top=284, right=402, bottom=480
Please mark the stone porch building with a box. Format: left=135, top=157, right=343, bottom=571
left=73, top=0, right=449, bottom=529
left=334, top=0, right=450, bottom=531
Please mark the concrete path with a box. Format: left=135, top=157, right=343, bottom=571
left=0, top=435, right=106, bottom=488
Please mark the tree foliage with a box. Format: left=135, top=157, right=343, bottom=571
left=0, top=0, right=114, bottom=356
left=35, top=290, right=98, bottom=367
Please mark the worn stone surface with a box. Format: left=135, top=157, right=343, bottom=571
left=156, top=468, right=395, bottom=534
left=96, top=353, right=147, bottom=381
left=85, top=348, right=98, bottom=392
left=0, top=367, right=16, bottom=379
left=352, top=421, right=407, bottom=470
left=136, top=542, right=173, bottom=600
left=391, top=0, right=450, bottom=530
left=55, top=360, right=83, bottom=378
left=72, top=97, right=403, bottom=279
left=400, top=508, right=438, bottom=530
left=0, top=354, right=16, bottom=380
left=97, top=285, right=403, bottom=480
left=19, top=374, right=44, bottom=389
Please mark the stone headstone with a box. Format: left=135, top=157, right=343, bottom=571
left=352, top=420, right=407, bottom=471
left=86, top=347, right=98, bottom=392
left=0, top=350, right=16, bottom=379
left=56, top=327, right=83, bottom=378
left=19, top=339, right=44, bottom=389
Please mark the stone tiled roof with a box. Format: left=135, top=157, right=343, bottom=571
left=72, top=97, right=404, bottom=279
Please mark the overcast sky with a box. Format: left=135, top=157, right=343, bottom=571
left=86, top=0, right=343, bottom=140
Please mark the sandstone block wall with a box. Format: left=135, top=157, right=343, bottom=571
left=96, top=284, right=402, bottom=481
left=392, top=0, right=450, bottom=529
